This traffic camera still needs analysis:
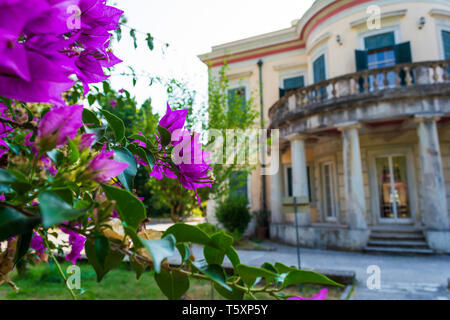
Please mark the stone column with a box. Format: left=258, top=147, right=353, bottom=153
left=338, top=123, right=368, bottom=229
left=270, top=150, right=283, bottom=224
left=416, top=115, right=449, bottom=230
left=287, top=134, right=310, bottom=225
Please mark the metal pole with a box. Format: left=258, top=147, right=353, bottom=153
left=293, top=196, right=303, bottom=292
left=293, top=196, right=301, bottom=270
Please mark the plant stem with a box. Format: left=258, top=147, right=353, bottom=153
left=40, top=232, right=77, bottom=300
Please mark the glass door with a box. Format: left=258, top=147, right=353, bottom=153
left=375, top=155, right=411, bottom=223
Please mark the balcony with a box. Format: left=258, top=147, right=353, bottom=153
left=269, top=60, right=450, bottom=137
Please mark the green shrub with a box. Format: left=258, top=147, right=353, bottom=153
left=215, top=195, right=251, bottom=236
left=197, top=222, right=219, bottom=236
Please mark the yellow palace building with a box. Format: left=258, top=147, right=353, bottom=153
left=199, top=0, right=450, bottom=254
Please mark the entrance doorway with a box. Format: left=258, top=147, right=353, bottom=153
left=374, top=155, right=412, bottom=223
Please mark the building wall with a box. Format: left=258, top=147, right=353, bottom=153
left=279, top=124, right=450, bottom=227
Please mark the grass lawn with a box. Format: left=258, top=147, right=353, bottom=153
left=0, top=261, right=343, bottom=300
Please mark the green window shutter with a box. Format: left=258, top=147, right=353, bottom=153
left=313, top=55, right=326, bottom=83
left=287, top=167, right=293, bottom=197
left=228, top=87, right=246, bottom=112
left=355, top=50, right=368, bottom=71
left=364, top=32, right=395, bottom=51
left=284, top=76, right=305, bottom=90
left=443, top=31, right=450, bottom=59
left=394, top=42, right=412, bottom=64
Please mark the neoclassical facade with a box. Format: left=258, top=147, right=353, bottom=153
left=200, top=0, right=450, bottom=253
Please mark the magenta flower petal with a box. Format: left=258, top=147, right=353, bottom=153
left=287, top=288, right=328, bottom=301
left=30, top=232, right=45, bottom=255
left=87, top=147, right=129, bottom=183
left=159, top=104, right=188, bottom=134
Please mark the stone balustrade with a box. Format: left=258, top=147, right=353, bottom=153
left=269, top=59, right=450, bottom=126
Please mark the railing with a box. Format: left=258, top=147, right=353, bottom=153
left=269, top=59, right=450, bottom=121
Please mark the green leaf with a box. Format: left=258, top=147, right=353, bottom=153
left=0, top=206, right=41, bottom=241
left=127, top=144, right=155, bottom=171
left=225, top=246, right=241, bottom=270
left=113, top=147, right=137, bottom=191
left=102, top=185, right=146, bottom=231
left=130, top=29, right=137, bottom=49
left=39, top=191, right=90, bottom=228
left=123, top=225, right=144, bottom=250
left=261, top=262, right=279, bottom=274
left=87, top=95, right=97, bottom=107
left=154, top=269, right=189, bottom=300
left=47, top=149, right=64, bottom=166
left=95, top=235, right=110, bottom=268
left=50, top=187, right=73, bottom=205
left=282, top=270, right=343, bottom=288
left=140, top=235, right=176, bottom=274
left=157, top=125, right=171, bottom=147
left=176, top=243, right=191, bottom=262
left=14, top=232, right=32, bottom=265
left=67, top=139, right=79, bottom=164
left=101, top=110, right=125, bottom=142
left=236, top=264, right=278, bottom=289
left=130, top=258, right=146, bottom=280
left=0, top=169, right=17, bottom=184
left=204, top=231, right=233, bottom=265
left=163, top=223, right=214, bottom=247
left=214, top=283, right=244, bottom=300
left=146, top=33, right=154, bottom=51
left=191, top=260, right=231, bottom=291
left=274, top=262, right=296, bottom=274
left=85, top=239, right=125, bottom=282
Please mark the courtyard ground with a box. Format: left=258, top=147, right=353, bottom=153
left=168, top=241, right=450, bottom=300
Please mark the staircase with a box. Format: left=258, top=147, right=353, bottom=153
left=364, top=226, right=434, bottom=255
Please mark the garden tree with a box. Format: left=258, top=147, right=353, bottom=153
left=199, top=64, right=259, bottom=202
left=0, top=0, right=340, bottom=300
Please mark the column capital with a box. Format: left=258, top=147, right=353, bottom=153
left=336, top=121, right=362, bottom=132
left=286, top=133, right=308, bottom=141
left=414, top=113, right=443, bottom=123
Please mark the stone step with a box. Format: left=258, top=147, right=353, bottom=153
left=367, top=240, right=429, bottom=248
left=364, top=246, right=435, bottom=255
left=370, top=232, right=425, bottom=240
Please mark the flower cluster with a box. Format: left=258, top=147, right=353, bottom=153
left=0, top=0, right=123, bottom=104
left=149, top=104, right=212, bottom=206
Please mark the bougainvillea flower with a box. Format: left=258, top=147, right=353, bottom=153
left=0, top=0, right=122, bottom=103
left=109, top=100, right=118, bottom=108
left=150, top=105, right=212, bottom=206
left=159, top=103, right=188, bottom=134
left=60, top=227, right=85, bottom=265
left=79, top=133, right=96, bottom=151
left=87, top=144, right=129, bottom=183
left=38, top=104, right=83, bottom=151
left=287, top=288, right=328, bottom=300
left=30, top=232, right=45, bottom=255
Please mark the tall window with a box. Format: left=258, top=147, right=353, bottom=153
left=313, top=55, right=326, bottom=100
left=443, top=30, right=450, bottom=60
left=279, top=76, right=305, bottom=98
left=229, top=171, right=248, bottom=201
left=227, top=87, right=246, bottom=119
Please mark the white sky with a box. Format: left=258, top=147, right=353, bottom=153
left=109, top=0, right=315, bottom=116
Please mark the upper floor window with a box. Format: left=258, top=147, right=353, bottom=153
left=313, top=55, right=326, bottom=83
left=355, top=31, right=412, bottom=89
left=279, top=76, right=305, bottom=98
left=443, top=30, right=450, bottom=60
left=227, top=87, right=246, bottom=120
